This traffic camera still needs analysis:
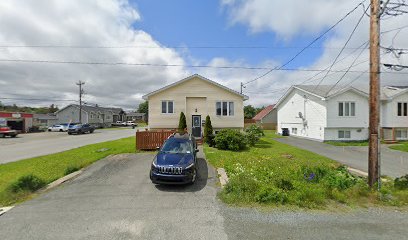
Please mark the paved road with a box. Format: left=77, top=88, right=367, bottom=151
left=0, top=128, right=138, bottom=164
left=1, top=148, right=407, bottom=239
left=276, top=137, right=408, bottom=178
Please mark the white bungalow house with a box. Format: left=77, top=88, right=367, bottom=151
left=142, top=74, right=249, bottom=138
left=276, top=85, right=408, bottom=142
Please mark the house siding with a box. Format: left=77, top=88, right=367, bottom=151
left=325, top=90, right=369, bottom=141
left=382, top=93, right=408, bottom=128
left=147, top=76, right=244, bottom=132
left=259, top=109, right=277, bottom=124
left=56, top=105, right=88, bottom=124
left=277, top=88, right=326, bottom=141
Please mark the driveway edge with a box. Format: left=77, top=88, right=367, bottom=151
left=45, top=170, right=83, bottom=191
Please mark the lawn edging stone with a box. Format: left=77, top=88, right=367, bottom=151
left=217, top=168, right=229, bottom=188
left=45, top=170, right=83, bottom=191
left=0, top=206, right=14, bottom=216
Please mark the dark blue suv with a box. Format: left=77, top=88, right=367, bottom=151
left=150, top=134, right=198, bottom=185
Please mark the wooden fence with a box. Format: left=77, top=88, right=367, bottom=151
left=136, top=130, right=175, bottom=150
left=244, top=119, right=256, bottom=124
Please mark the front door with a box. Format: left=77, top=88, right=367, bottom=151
left=192, top=115, right=202, bottom=138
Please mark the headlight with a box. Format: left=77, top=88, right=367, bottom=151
left=152, top=157, right=158, bottom=167
left=185, top=162, right=194, bottom=169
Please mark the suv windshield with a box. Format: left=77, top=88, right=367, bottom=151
left=161, top=138, right=192, bottom=154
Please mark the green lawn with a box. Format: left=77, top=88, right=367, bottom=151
left=325, top=141, right=369, bottom=146
left=0, top=136, right=137, bottom=207
left=389, top=142, right=408, bottom=152
left=204, top=131, right=408, bottom=209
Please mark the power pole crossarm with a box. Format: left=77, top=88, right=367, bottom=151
left=368, top=0, right=381, bottom=189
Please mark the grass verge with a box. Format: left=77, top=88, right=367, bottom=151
left=205, top=131, right=408, bottom=209
left=0, top=136, right=137, bottom=207
left=389, top=142, right=408, bottom=152
left=325, top=141, right=369, bottom=146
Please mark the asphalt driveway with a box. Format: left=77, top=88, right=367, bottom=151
left=276, top=137, right=408, bottom=178
left=0, top=128, right=138, bottom=164
left=1, top=148, right=408, bottom=239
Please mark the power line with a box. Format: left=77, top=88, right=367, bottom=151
left=2, top=58, right=408, bottom=74
left=0, top=44, right=372, bottom=50
left=324, top=41, right=370, bottom=96
left=242, top=0, right=367, bottom=86
left=0, top=97, right=77, bottom=102
left=313, top=4, right=368, bottom=91
left=383, top=63, right=408, bottom=70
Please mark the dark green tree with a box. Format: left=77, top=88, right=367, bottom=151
left=203, top=115, right=214, bottom=145
left=244, top=105, right=257, bottom=119
left=137, top=101, right=148, bottom=114
left=178, top=112, right=187, bottom=132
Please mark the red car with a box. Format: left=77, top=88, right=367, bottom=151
left=0, top=126, right=18, bottom=138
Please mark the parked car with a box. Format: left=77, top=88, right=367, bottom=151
left=68, top=124, right=95, bottom=135
left=48, top=124, right=68, bottom=132
left=0, top=126, right=18, bottom=138
left=126, top=121, right=138, bottom=127
left=150, top=134, right=198, bottom=185
left=112, top=121, right=123, bottom=126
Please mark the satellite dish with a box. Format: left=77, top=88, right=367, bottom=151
left=298, top=112, right=303, bottom=119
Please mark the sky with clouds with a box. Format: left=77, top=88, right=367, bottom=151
left=0, top=0, right=407, bottom=110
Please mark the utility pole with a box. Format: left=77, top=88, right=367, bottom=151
left=76, top=81, right=85, bottom=123
left=368, top=0, right=381, bottom=188
left=240, top=82, right=245, bottom=94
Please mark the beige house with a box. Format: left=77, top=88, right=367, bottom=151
left=142, top=74, right=249, bottom=138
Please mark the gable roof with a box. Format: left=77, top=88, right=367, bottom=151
left=142, top=74, right=249, bottom=100
left=274, top=85, right=408, bottom=109
left=253, top=105, right=275, bottom=121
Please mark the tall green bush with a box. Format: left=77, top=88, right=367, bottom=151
left=178, top=112, right=187, bottom=132
left=244, top=125, right=264, bottom=146
left=214, top=129, right=246, bottom=151
left=204, top=115, right=214, bottom=145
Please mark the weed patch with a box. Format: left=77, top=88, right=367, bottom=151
left=205, top=131, right=408, bottom=208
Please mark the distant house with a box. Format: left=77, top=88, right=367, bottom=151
left=142, top=74, right=248, bottom=138
left=276, top=85, right=408, bottom=142
left=55, top=104, right=125, bottom=127
left=125, top=112, right=146, bottom=122
left=33, top=113, right=58, bottom=127
left=253, top=105, right=277, bottom=130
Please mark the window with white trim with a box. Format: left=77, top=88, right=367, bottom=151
left=292, top=128, right=298, bottom=135
left=396, top=129, right=408, bottom=140
left=338, top=130, right=351, bottom=139
left=216, top=101, right=234, bottom=116
left=338, top=102, right=355, bottom=116
left=161, top=100, right=174, bottom=114
left=397, top=102, right=408, bottom=116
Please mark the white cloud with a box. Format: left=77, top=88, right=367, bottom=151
left=219, top=0, right=408, bottom=107
left=0, top=0, right=407, bottom=110
left=0, top=0, right=188, bottom=110
left=221, top=0, right=353, bottom=39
